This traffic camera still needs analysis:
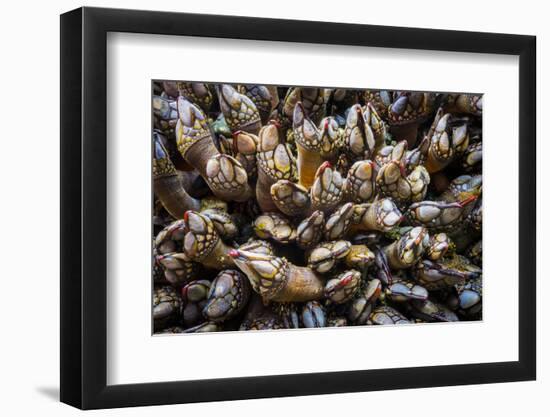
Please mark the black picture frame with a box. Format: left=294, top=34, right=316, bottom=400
left=60, top=6, right=536, bottom=410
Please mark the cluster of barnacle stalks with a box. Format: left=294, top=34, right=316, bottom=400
left=153, top=81, right=483, bottom=334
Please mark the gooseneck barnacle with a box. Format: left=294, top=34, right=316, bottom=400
left=153, top=82, right=484, bottom=333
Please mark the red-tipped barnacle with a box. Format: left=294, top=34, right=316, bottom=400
left=229, top=249, right=324, bottom=303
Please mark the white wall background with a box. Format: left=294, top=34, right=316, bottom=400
left=0, top=0, right=545, bottom=415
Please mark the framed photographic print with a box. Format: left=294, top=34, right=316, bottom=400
left=60, top=6, right=536, bottom=410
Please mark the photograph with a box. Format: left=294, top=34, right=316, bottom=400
left=0, top=0, right=543, bottom=413
left=152, top=82, right=483, bottom=334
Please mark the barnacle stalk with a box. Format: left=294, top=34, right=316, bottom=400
left=176, top=97, right=252, bottom=202
left=153, top=132, right=201, bottom=218
left=229, top=249, right=325, bottom=303
left=293, top=102, right=324, bottom=189
left=176, top=96, right=219, bottom=176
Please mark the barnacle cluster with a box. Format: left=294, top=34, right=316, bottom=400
left=152, top=81, right=482, bottom=334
